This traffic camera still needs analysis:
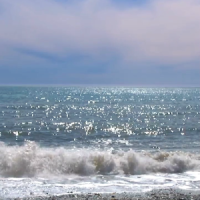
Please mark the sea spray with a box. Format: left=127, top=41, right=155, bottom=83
left=0, top=141, right=199, bottom=178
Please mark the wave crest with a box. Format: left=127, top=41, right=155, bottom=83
left=0, top=141, right=199, bottom=178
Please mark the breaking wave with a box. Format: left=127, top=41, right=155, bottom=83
left=0, top=141, right=199, bottom=178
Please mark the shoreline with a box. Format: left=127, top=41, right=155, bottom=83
left=8, top=189, right=200, bottom=200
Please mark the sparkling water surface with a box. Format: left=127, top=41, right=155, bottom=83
left=0, top=86, right=200, bottom=198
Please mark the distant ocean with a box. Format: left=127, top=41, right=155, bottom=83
left=0, top=86, right=200, bottom=198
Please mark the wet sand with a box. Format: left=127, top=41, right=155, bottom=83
left=11, top=189, right=200, bottom=200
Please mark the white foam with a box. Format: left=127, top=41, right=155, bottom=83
left=0, top=172, right=200, bottom=198
left=0, top=141, right=199, bottom=178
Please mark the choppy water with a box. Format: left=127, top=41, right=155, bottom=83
left=0, top=86, right=200, bottom=198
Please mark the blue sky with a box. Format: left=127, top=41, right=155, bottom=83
left=0, top=0, right=199, bottom=86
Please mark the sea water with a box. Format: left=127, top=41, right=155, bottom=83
left=0, top=86, right=199, bottom=198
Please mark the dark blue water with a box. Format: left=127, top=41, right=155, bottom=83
left=0, top=86, right=199, bottom=151
left=0, top=86, right=200, bottom=198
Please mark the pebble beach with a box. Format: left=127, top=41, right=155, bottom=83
left=9, top=189, right=200, bottom=200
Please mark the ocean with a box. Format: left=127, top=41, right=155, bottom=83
left=0, top=86, right=199, bottom=198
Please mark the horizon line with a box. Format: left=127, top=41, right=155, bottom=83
left=0, top=83, right=199, bottom=88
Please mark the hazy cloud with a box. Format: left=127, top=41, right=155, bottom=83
left=0, top=0, right=199, bottom=85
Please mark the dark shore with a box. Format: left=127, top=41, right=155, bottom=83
left=9, top=189, right=200, bottom=200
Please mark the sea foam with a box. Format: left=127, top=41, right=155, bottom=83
left=0, top=141, right=199, bottom=178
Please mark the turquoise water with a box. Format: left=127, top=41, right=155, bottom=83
left=0, top=86, right=200, bottom=198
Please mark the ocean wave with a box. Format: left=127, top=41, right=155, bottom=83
left=0, top=141, right=199, bottom=178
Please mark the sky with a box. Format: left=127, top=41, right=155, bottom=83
left=0, top=0, right=200, bottom=86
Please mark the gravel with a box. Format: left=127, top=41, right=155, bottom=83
left=7, top=188, right=200, bottom=200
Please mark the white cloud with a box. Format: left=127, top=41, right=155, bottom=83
left=0, top=0, right=200, bottom=68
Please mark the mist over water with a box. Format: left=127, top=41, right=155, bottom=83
left=0, top=86, right=200, bottom=198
